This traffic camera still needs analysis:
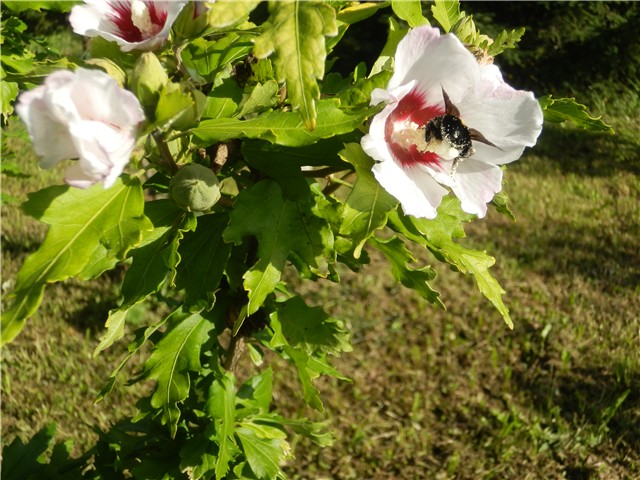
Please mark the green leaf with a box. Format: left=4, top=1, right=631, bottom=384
left=370, top=16, right=409, bottom=77
left=539, top=95, right=614, bottom=133
left=339, top=143, right=398, bottom=258
left=237, top=80, right=279, bottom=118
left=336, top=1, right=390, bottom=25
left=94, top=309, right=127, bottom=356
left=1, top=1, right=78, bottom=12
left=193, top=98, right=374, bottom=147
left=175, top=213, right=232, bottom=310
left=1, top=80, right=19, bottom=117
left=236, top=425, right=287, bottom=480
left=253, top=0, right=338, bottom=129
left=1, top=423, right=56, bottom=480
left=491, top=190, right=516, bottom=221
left=486, top=28, right=526, bottom=57
left=206, top=0, right=261, bottom=30
left=223, top=180, right=333, bottom=319
left=205, top=375, right=239, bottom=479
left=143, top=310, right=217, bottom=435
left=338, top=69, right=392, bottom=107
left=270, top=296, right=351, bottom=356
left=181, top=34, right=253, bottom=85
left=237, top=369, right=273, bottom=413
left=202, top=78, right=243, bottom=119
left=389, top=209, right=513, bottom=328
left=392, top=0, right=429, bottom=28
left=121, top=200, right=187, bottom=306
left=431, top=0, right=464, bottom=33
left=2, top=177, right=152, bottom=345
left=370, top=237, right=443, bottom=307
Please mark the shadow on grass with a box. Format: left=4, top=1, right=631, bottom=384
left=489, top=218, right=640, bottom=292
left=513, top=365, right=640, bottom=451
left=532, top=124, right=640, bottom=177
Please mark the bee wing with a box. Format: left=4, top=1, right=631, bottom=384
left=469, top=128, right=502, bottom=151
left=441, top=87, right=461, bottom=117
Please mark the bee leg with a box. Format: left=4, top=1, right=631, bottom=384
left=450, top=157, right=461, bottom=177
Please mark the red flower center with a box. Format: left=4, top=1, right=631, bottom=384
left=108, top=1, right=167, bottom=43
left=385, top=90, right=444, bottom=168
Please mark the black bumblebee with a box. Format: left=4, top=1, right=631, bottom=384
left=424, top=88, right=499, bottom=173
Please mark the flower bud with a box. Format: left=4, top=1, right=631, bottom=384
left=172, top=2, right=210, bottom=40
left=170, top=163, right=221, bottom=212
left=129, top=52, right=168, bottom=110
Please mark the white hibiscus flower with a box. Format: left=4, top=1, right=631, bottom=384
left=70, top=0, right=187, bottom=52
left=361, top=26, right=543, bottom=219
left=16, top=68, right=145, bottom=189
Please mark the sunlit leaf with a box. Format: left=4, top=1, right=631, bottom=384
left=143, top=310, right=217, bottom=435
left=253, top=0, right=338, bottom=129
left=392, top=0, right=429, bottom=27
left=339, top=143, right=398, bottom=258
left=1, top=177, right=152, bottom=345
left=236, top=425, right=287, bottom=480
left=539, top=95, right=614, bottom=133
left=337, top=1, right=390, bottom=25
left=205, top=374, right=239, bottom=479
left=193, top=98, right=374, bottom=147
left=431, top=0, right=464, bottom=33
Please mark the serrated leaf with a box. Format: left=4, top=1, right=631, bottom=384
left=205, top=374, right=238, bottom=479
left=338, top=69, right=392, bottom=107
left=539, top=95, right=614, bottom=133
left=339, top=143, right=398, bottom=258
left=181, top=34, right=253, bottom=85
left=223, top=180, right=333, bottom=318
left=194, top=98, right=374, bottom=147
left=253, top=0, right=338, bottom=129
left=1, top=80, right=19, bottom=117
left=370, top=237, right=443, bottom=307
left=143, top=310, right=217, bottom=435
left=236, top=425, right=287, bottom=480
left=94, top=309, right=127, bottom=356
left=491, top=190, right=515, bottom=221
left=237, top=80, right=279, bottom=118
left=2, top=177, right=152, bottom=345
left=392, top=0, right=429, bottom=28
left=270, top=296, right=351, bottom=355
left=431, top=0, right=464, bottom=33
left=389, top=209, right=513, bottom=328
left=175, top=213, right=232, bottom=310
left=486, top=28, right=525, bottom=57
left=1, top=423, right=56, bottom=480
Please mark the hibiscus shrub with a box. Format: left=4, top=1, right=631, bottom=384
left=1, top=1, right=612, bottom=478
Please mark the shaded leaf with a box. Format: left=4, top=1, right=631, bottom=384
left=269, top=296, right=351, bottom=355
left=175, top=213, right=232, bottom=310
left=223, top=180, right=333, bottom=318
left=370, top=236, right=443, bottom=307
left=1, top=423, right=56, bottom=480
left=205, top=374, right=239, bottom=479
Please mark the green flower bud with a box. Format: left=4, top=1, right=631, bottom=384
left=172, top=2, right=210, bottom=40
left=129, top=52, right=168, bottom=110
left=170, top=164, right=221, bottom=212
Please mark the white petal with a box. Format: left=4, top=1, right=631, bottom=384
left=373, top=160, right=447, bottom=219
left=450, top=159, right=503, bottom=218
left=390, top=27, right=480, bottom=109
left=458, top=64, right=543, bottom=165
left=68, top=120, right=135, bottom=188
